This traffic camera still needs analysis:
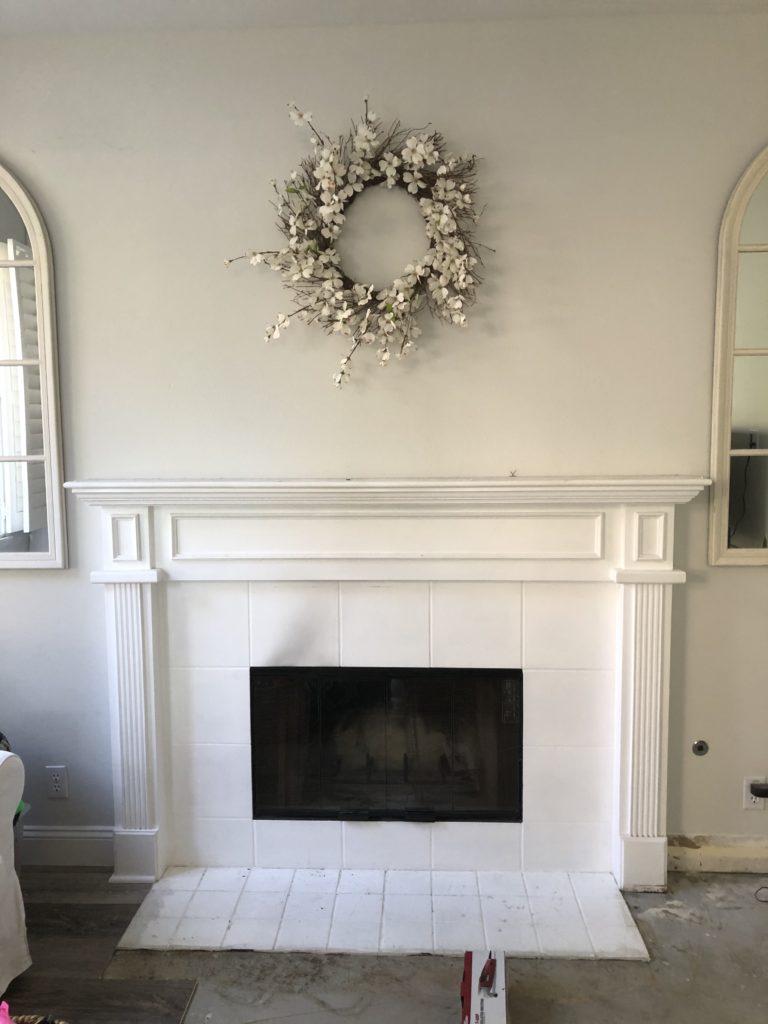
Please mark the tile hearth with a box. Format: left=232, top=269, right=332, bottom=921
left=118, top=867, right=648, bottom=959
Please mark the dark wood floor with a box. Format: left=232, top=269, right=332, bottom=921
left=3, top=868, right=196, bottom=1024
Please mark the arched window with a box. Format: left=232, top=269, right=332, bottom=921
left=0, top=162, right=65, bottom=567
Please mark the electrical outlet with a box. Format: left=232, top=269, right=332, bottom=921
left=743, top=776, right=766, bottom=810
left=46, top=764, right=69, bottom=799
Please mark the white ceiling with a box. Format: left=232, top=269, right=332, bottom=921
left=1, top=0, right=766, bottom=34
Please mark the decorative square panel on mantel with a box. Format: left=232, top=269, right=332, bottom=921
left=65, top=477, right=708, bottom=891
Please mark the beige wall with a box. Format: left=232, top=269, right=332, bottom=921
left=0, top=13, right=767, bottom=842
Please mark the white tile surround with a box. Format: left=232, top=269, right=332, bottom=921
left=119, top=867, right=648, bottom=959
left=167, top=579, right=617, bottom=873
left=67, top=476, right=709, bottom=895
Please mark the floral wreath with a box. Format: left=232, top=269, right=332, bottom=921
left=227, top=101, right=487, bottom=386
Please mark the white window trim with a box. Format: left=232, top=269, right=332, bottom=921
left=709, top=143, right=768, bottom=566
left=0, top=162, right=66, bottom=568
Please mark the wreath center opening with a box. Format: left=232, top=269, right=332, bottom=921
left=334, top=185, right=429, bottom=292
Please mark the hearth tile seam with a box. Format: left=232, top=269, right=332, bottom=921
left=567, top=871, right=598, bottom=958
left=520, top=871, right=544, bottom=956
left=228, top=874, right=253, bottom=928
left=212, top=869, right=293, bottom=950
left=376, top=881, right=386, bottom=950
left=325, top=877, right=342, bottom=952
left=430, top=882, right=437, bottom=951
left=478, top=876, right=537, bottom=953
left=262, top=872, right=291, bottom=951
left=478, top=874, right=492, bottom=949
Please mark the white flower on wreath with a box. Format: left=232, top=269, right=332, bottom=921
left=264, top=312, right=291, bottom=342
left=353, top=123, right=378, bottom=156
left=402, top=133, right=439, bottom=167
left=288, top=104, right=312, bottom=127
left=403, top=169, right=425, bottom=194
left=379, top=151, right=401, bottom=187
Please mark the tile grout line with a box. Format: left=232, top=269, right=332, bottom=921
left=271, top=869, right=295, bottom=950
left=247, top=582, right=252, bottom=667
left=376, top=883, right=386, bottom=952
left=223, top=872, right=249, bottom=943
left=567, top=872, right=597, bottom=959
left=337, top=581, right=343, bottom=667
left=520, top=582, right=526, bottom=671
left=428, top=580, right=434, bottom=669
left=477, top=872, right=492, bottom=949
left=430, top=871, right=437, bottom=952
left=521, top=871, right=544, bottom=956
left=325, top=870, right=343, bottom=951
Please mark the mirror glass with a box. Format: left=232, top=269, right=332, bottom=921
left=0, top=266, right=39, bottom=360
left=728, top=454, right=768, bottom=549
left=735, top=252, right=768, bottom=349
left=740, top=174, right=768, bottom=245
left=0, top=460, right=48, bottom=551
left=731, top=355, right=768, bottom=443
left=0, top=366, right=45, bottom=456
left=0, top=188, right=30, bottom=247
left=335, top=186, right=429, bottom=291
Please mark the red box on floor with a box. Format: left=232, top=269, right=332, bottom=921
left=460, top=950, right=507, bottom=1024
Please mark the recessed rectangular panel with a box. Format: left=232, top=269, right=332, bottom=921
left=250, top=667, right=523, bottom=822
left=173, top=514, right=603, bottom=561
left=111, top=514, right=141, bottom=561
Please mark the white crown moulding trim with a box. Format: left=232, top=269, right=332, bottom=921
left=65, top=476, right=710, bottom=511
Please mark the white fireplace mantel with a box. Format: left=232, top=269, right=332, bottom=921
left=67, top=476, right=709, bottom=891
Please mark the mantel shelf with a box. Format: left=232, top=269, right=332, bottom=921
left=65, top=476, right=710, bottom=511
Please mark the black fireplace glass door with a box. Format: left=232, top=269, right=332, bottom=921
left=250, top=667, right=522, bottom=822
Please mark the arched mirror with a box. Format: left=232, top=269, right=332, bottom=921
left=709, top=144, right=768, bottom=565
left=0, top=162, right=66, bottom=567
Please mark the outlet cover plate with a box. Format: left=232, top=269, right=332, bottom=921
left=743, top=776, right=766, bottom=810
left=46, top=764, right=69, bottom=799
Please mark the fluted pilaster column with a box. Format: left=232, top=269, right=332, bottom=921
left=102, top=575, right=162, bottom=881
left=614, top=576, right=677, bottom=890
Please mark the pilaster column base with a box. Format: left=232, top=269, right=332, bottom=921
left=618, top=835, right=667, bottom=891
left=111, top=827, right=161, bottom=883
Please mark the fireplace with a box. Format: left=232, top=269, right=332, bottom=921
left=66, top=475, right=709, bottom=890
left=250, top=667, right=523, bottom=822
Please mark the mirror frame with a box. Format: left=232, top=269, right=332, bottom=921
left=0, top=161, right=66, bottom=568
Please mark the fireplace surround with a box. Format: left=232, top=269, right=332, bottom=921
left=67, top=476, right=708, bottom=891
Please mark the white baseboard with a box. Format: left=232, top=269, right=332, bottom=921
left=21, top=825, right=114, bottom=868
left=669, top=834, right=768, bottom=873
